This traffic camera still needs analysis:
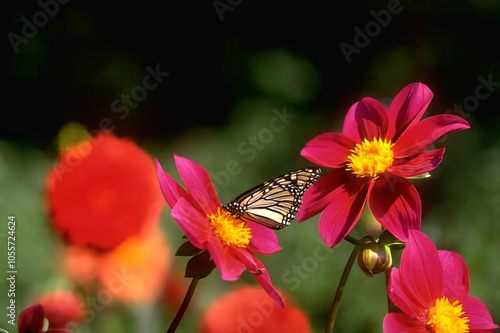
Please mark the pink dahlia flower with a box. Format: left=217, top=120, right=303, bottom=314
left=384, top=230, right=498, bottom=332
left=299, top=83, right=470, bottom=247
left=18, top=304, right=71, bottom=333
left=155, top=155, right=284, bottom=307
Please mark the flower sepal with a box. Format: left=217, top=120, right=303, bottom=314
left=185, top=250, right=216, bottom=279
left=404, top=172, right=431, bottom=180
left=176, top=240, right=204, bottom=257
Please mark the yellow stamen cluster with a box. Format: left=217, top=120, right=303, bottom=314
left=345, top=138, right=395, bottom=178
left=426, top=297, right=470, bottom=333
left=208, top=208, right=252, bottom=248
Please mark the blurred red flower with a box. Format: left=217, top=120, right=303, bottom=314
left=46, top=132, right=165, bottom=250
left=98, top=227, right=171, bottom=304
left=18, top=304, right=71, bottom=333
left=60, top=227, right=171, bottom=304
left=34, top=291, right=85, bottom=329
left=61, top=245, right=101, bottom=286
left=200, top=286, right=311, bottom=333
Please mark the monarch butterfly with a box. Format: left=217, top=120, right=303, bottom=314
left=222, top=167, right=321, bottom=229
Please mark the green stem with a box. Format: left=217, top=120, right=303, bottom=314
left=325, top=243, right=362, bottom=333
left=344, top=234, right=360, bottom=245
left=167, top=276, right=200, bottom=333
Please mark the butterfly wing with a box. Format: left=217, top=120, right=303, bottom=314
left=223, top=167, right=321, bottom=229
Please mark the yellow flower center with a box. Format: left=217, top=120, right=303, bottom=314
left=345, top=138, right=395, bottom=178
left=208, top=208, right=252, bottom=248
left=426, top=297, right=470, bottom=333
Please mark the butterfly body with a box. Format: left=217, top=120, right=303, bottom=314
left=222, top=167, right=321, bottom=229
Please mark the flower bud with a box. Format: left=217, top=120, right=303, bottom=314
left=358, top=243, right=392, bottom=277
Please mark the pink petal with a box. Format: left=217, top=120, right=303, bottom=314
left=246, top=220, right=281, bottom=255
left=171, top=197, right=211, bottom=249
left=342, top=97, right=389, bottom=142
left=297, top=170, right=350, bottom=222
left=206, top=237, right=246, bottom=281
left=234, top=247, right=262, bottom=274
left=388, top=148, right=446, bottom=178
left=387, top=268, right=427, bottom=318
left=386, top=82, right=434, bottom=141
left=18, top=304, right=45, bottom=333
left=249, top=256, right=285, bottom=308
left=300, top=133, right=354, bottom=168
left=318, top=177, right=370, bottom=247
left=155, top=158, right=195, bottom=209
left=368, top=174, right=421, bottom=242
left=438, top=250, right=470, bottom=302
left=174, top=155, right=220, bottom=215
left=400, top=230, right=443, bottom=310
left=393, top=114, right=470, bottom=158
left=383, top=313, right=426, bottom=333
left=462, top=296, right=499, bottom=331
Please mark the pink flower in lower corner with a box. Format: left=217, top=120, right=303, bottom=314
left=384, top=230, right=499, bottom=333
left=18, top=304, right=71, bottom=333
left=155, top=155, right=284, bottom=307
left=299, top=83, right=470, bottom=247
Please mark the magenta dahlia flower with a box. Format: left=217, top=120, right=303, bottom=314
left=155, top=155, right=284, bottom=307
left=384, top=230, right=498, bottom=332
left=18, top=304, right=71, bottom=333
left=298, top=83, right=470, bottom=247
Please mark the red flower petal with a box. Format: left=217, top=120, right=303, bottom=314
left=47, top=133, right=165, bottom=250
left=400, top=230, right=443, bottom=310
left=438, top=250, right=470, bottom=302
left=388, top=148, right=445, bottom=178
left=206, top=237, right=246, bottom=281
left=246, top=220, right=282, bottom=255
left=249, top=257, right=285, bottom=308
left=386, top=83, right=433, bottom=141
left=342, top=97, right=389, bottom=142
left=18, top=304, right=45, bottom=333
left=462, top=296, right=500, bottom=331
left=393, top=114, right=470, bottom=158
left=234, top=249, right=284, bottom=307
left=387, top=268, right=427, bottom=318
left=170, top=197, right=211, bottom=249
left=300, top=133, right=354, bottom=168
left=318, top=177, right=370, bottom=247
left=383, top=313, right=425, bottom=333
left=234, top=248, right=262, bottom=274
left=174, top=155, right=220, bottom=216
left=368, top=175, right=421, bottom=242
left=297, top=170, right=350, bottom=222
left=154, top=158, right=195, bottom=209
